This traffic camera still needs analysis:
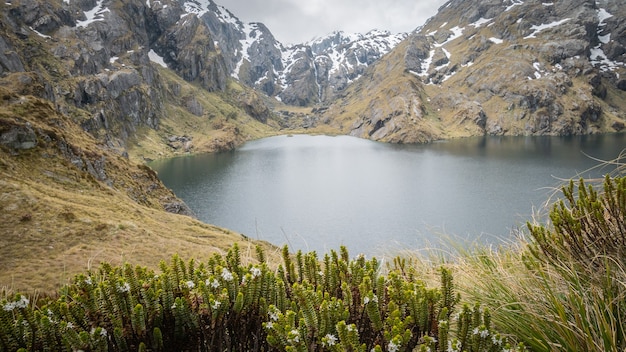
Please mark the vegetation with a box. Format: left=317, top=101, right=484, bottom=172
left=4, top=166, right=626, bottom=351
left=451, top=174, right=626, bottom=352
left=0, top=243, right=524, bottom=351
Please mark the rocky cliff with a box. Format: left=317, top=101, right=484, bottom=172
left=319, top=0, right=626, bottom=142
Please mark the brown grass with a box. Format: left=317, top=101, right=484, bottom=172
left=0, top=88, right=280, bottom=294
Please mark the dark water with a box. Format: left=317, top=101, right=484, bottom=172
left=149, top=134, right=626, bottom=256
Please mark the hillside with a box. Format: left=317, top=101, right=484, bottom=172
left=0, top=0, right=285, bottom=292
left=319, top=0, right=626, bottom=142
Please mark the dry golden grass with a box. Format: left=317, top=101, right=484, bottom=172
left=0, top=88, right=280, bottom=294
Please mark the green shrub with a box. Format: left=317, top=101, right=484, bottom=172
left=454, top=175, right=626, bottom=352
left=0, top=244, right=520, bottom=351
left=528, top=175, right=626, bottom=272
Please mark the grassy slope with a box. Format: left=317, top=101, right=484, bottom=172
left=0, top=88, right=278, bottom=293
left=320, top=40, right=445, bottom=143
left=126, top=69, right=283, bottom=163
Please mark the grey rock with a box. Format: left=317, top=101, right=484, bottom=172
left=0, top=124, right=38, bottom=150
left=0, top=36, right=25, bottom=74
left=164, top=201, right=196, bottom=217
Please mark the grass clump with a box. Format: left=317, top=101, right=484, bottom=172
left=449, top=174, right=626, bottom=352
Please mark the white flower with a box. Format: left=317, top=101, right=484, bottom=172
left=264, top=321, right=273, bottom=329
left=479, top=328, right=489, bottom=338
left=322, top=334, right=338, bottom=347
left=211, top=300, right=221, bottom=310
left=118, top=282, right=130, bottom=293
left=250, top=267, right=262, bottom=278
left=269, top=311, right=279, bottom=321
left=84, top=277, right=92, bottom=285
left=447, top=340, right=460, bottom=352
left=472, top=327, right=480, bottom=335
left=90, top=327, right=107, bottom=337
left=221, top=268, right=233, bottom=281
left=206, top=278, right=219, bottom=288
left=16, top=296, right=29, bottom=309
left=288, top=329, right=300, bottom=343
left=171, top=303, right=177, bottom=309
left=3, top=296, right=29, bottom=311
left=492, top=334, right=503, bottom=345
left=66, top=322, right=74, bottom=329
left=185, top=280, right=195, bottom=289
left=363, top=296, right=370, bottom=304
left=388, top=340, right=400, bottom=352
left=347, top=324, right=356, bottom=332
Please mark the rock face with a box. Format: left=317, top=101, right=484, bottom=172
left=320, top=0, right=626, bottom=141
left=0, top=0, right=255, bottom=154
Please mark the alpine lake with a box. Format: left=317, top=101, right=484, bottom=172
left=149, top=134, right=626, bottom=257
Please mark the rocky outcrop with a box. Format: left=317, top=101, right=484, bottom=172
left=158, top=15, right=227, bottom=92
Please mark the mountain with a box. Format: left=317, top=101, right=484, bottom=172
left=199, top=1, right=407, bottom=106
left=318, top=0, right=626, bottom=142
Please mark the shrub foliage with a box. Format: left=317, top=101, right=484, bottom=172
left=529, top=175, right=626, bottom=269
left=0, top=244, right=522, bottom=351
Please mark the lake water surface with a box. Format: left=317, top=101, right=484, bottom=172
left=149, top=134, right=626, bottom=256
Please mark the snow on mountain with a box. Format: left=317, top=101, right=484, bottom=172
left=307, top=30, right=407, bottom=77
left=75, top=0, right=110, bottom=28
left=182, top=0, right=407, bottom=105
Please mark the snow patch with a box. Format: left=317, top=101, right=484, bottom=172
left=233, top=23, right=261, bottom=78
left=148, top=49, right=167, bottom=68
left=76, top=0, right=110, bottom=28
left=542, top=2, right=553, bottom=5
left=489, top=37, right=503, bottom=44
left=434, top=26, right=464, bottom=47
left=216, top=5, right=238, bottom=25
left=523, top=18, right=570, bottom=39
left=469, top=18, right=492, bottom=28
left=505, top=0, right=524, bottom=12
left=598, top=33, right=611, bottom=44
left=182, top=0, right=211, bottom=17
left=109, top=56, right=119, bottom=64
left=30, top=27, right=51, bottom=39
left=597, top=8, right=613, bottom=23
left=419, top=50, right=435, bottom=76
left=590, top=7, right=622, bottom=72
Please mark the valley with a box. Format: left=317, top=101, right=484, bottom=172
left=0, top=0, right=624, bottom=294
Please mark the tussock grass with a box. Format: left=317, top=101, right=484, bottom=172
left=400, top=158, right=626, bottom=351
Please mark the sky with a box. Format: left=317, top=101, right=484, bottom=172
left=218, top=0, right=449, bottom=45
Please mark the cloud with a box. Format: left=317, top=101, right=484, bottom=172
left=219, top=0, right=447, bottom=44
